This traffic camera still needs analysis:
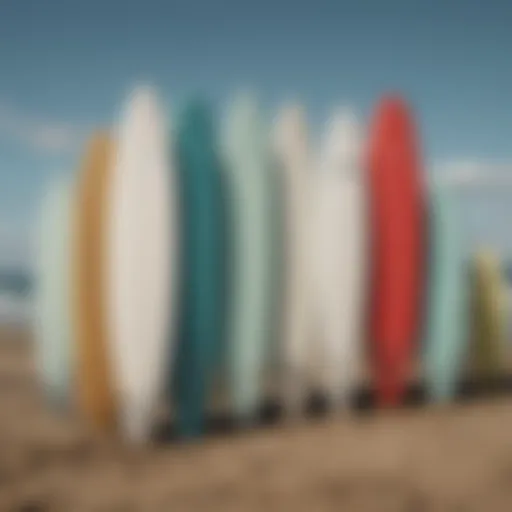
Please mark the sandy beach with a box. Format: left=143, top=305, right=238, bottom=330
left=1, top=326, right=512, bottom=511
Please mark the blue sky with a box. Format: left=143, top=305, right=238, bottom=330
left=1, top=0, right=512, bottom=268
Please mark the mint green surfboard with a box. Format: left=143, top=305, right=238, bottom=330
left=221, top=93, right=278, bottom=422
left=424, top=182, right=468, bottom=402
left=34, top=173, right=74, bottom=408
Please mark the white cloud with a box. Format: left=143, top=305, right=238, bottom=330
left=433, top=159, right=512, bottom=189
left=0, top=101, right=84, bottom=155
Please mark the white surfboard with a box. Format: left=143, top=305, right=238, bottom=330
left=33, top=173, right=74, bottom=408
left=314, top=108, right=366, bottom=410
left=106, top=86, right=177, bottom=443
left=273, top=104, right=314, bottom=416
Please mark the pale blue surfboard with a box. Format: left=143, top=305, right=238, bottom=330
left=33, top=173, right=74, bottom=408
left=424, top=181, right=468, bottom=402
left=221, top=92, right=276, bottom=422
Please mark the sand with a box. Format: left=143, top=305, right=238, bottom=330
left=1, top=326, right=512, bottom=511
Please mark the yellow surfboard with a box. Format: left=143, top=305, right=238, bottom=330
left=469, top=248, right=507, bottom=378
left=73, top=133, right=117, bottom=433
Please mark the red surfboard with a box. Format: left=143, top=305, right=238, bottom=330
left=368, top=96, right=425, bottom=407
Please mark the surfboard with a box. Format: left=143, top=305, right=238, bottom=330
left=368, top=95, right=425, bottom=407
left=506, top=286, right=512, bottom=362
left=273, top=103, right=314, bottom=416
left=315, top=108, right=366, bottom=410
left=106, top=86, right=177, bottom=443
left=173, top=99, right=224, bottom=437
left=72, top=133, right=117, bottom=433
left=470, top=248, right=507, bottom=378
left=424, top=181, right=467, bottom=402
left=221, top=92, right=276, bottom=422
left=34, top=173, right=73, bottom=408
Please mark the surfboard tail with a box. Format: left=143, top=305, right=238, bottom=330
left=374, top=347, right=412, bottom=407
left=282, top=365, right=307, bottom=417
left=121, top=399, right=154, bottom=444
left=376, top=372, right=406, bottom=407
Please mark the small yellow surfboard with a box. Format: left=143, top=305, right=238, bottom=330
left=73, top=133, right=117, bottom=433
left=469, top=248, right=507, bottom=378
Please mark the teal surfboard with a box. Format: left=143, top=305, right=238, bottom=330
left=424, top=182, right=468, bottom=402
left=173, top=99, right=224, bottom=437
left=34, top=173, right=74, bottom=408
left=221, top=93, right=276, bottom=422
